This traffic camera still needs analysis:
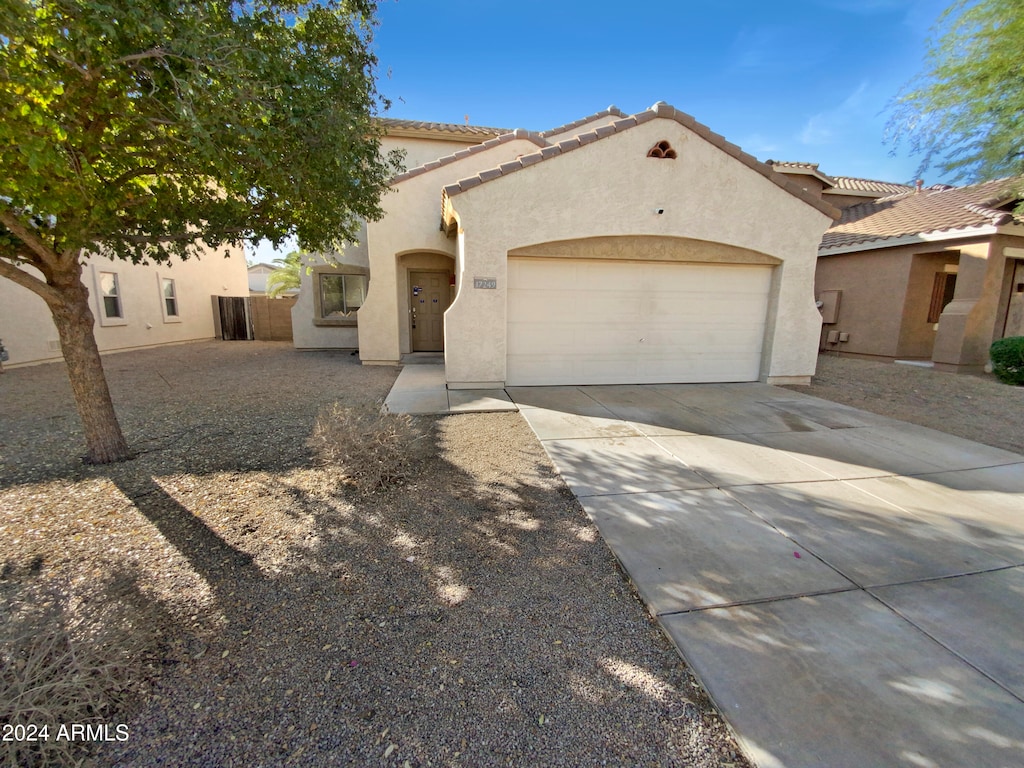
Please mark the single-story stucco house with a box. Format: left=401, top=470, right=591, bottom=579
left=807, top=176, right=1024, bottom=370
left=292, top=103, right=839, bottom=387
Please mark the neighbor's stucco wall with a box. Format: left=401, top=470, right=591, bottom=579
left=814, top=249, right=913, bottom=358
left=444, top=116, right=833, bottom=386
left=0, top=246, right=248, bottom=368
left=932, top=237, right=1015, bottom=367
left=898, top=251, right=961, bottom=358
left=357, top=137, right=547, bottom=363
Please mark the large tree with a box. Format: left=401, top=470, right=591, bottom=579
left=889, top=0, right=1024, bottom=195
left=0, top=0, right=401, bottom=463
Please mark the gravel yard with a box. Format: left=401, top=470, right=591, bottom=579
left=3, top=343, right=1021, bottom=767
left=1, top=342, right=748, bottom=768
left=786, top=354, right=1024, bottom=455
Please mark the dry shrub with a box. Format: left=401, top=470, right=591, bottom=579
left=1, top=592, right=152, bottom=768
left=310, top=403, right=426, bottom=493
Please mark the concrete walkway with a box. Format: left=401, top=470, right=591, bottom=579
left=382, top=361, right=517, bottom=415
left=386, top=369, right=1024, bottom=766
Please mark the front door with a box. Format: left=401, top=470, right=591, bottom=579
left=410, top=271, right=450, bottom=351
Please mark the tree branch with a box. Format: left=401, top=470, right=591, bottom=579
left=0, top=256, right=63, bottom=307
left=0, top=209, right=62, bottom=269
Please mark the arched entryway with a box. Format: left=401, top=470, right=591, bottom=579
left=396, top=251, right=455, bottom=354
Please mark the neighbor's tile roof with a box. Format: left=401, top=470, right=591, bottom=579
left=377, top=117, right=509, bottom=138
left=442, top=102, right=839, bottom=220
left=821, top=177, right=1023, bottom=251
left=539, top=105, right=627, bottom=138
left=827, top=177, right=915, bottom=195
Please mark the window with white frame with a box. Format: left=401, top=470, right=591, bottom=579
left=161, top=277, right=180, bottom=321
left=313, top=267, right=369, bottom=326
left=98, top=271, right=124, bottom=321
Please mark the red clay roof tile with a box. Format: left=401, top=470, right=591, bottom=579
left=820, top=177, right=1023, bottom=251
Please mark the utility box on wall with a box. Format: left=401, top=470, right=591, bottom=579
left=818, top=290, right=842, bottom=324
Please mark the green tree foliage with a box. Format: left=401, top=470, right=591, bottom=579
left=889, top=0, right=1024, bottom=198
left=0, top=0, right=402, bottom=463
left=266, top=250, right=306, bottom=298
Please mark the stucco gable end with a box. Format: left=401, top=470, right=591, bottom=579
left=439, top=102, right=840, bottom=220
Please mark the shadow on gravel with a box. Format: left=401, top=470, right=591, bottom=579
left=1, top=343, right=748, bottom=768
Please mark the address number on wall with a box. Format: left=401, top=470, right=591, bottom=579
left=473, top=278, right=497, bottom=289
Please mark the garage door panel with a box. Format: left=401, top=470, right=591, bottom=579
left=507, top=259, right=771, bottom=386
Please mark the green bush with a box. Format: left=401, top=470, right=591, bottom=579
left=990, top=336, right=1024, bottom=385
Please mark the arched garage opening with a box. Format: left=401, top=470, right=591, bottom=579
left=505, top=236, right=781, bottom=386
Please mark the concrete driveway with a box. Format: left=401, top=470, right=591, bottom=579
left=508, top=382, right=1024, bottom=768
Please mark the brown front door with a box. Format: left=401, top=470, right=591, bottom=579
left=410, top=271, right=450, bottom=351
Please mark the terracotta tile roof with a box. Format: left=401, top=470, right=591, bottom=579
left=377, top=117, right=509, bottom=138
left=390, top=129, right=549, bottom=185
left=442, top=102, right=840, bottom=223
left=827, top=177, right=915, bottom=196
left=820, top=177, right=1023, bottom=252
left=539, top=105, right=628, bottom=138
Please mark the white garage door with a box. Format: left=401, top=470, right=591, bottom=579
left=507, top=259, right=772, bottom=386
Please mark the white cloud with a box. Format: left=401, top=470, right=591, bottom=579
left=799, top=81, right=872, bottom=146
left=735, top=133, right=781, bottom=157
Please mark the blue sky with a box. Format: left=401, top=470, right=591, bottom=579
left=373, top=0, right=953, bottom=184
left=251, top=0, right=954, bottom=262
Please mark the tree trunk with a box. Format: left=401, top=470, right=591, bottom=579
left=48, top=261, right=133, bottom=464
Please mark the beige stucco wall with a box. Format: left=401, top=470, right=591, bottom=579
left=381, top=135, right=486, bottom=173
left=357, top=137, right=548, bottom=364
left=444, top=116, right=833, bottom=387
left=0, top=246, right=248, bottom=367
left=290, top=252, right=368, bottom=349
left=933, top=238, right=1011, bottom=367
left=898, top=251, right=961, bottom=358
left=290, top=131, right=497, bottom=352
left=815, top=250, right=915, bottom=358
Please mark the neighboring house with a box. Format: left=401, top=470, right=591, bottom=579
left=809, top=177, right=1024, bottom=371
left=247, top=262, right=276, bottom=294
left=0, top=246, right=249, bottom=367
left=293, top=102, right=838, bottom=387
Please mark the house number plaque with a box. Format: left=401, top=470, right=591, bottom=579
left=473, top=278, right=497, bottom=289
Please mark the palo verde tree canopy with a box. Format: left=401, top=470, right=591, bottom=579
left=888, top=0, right=1024, bottom=199
left=0, top=0, right=403, bottom=463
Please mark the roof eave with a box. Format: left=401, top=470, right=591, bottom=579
left=817, top=224, right=1016, bottom=256
left=823, top=187, right=891, bottom=199
left=383, top=126, right=506, bottom=143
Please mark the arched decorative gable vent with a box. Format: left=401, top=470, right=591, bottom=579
left=647, top=140, right=677, bottom=159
